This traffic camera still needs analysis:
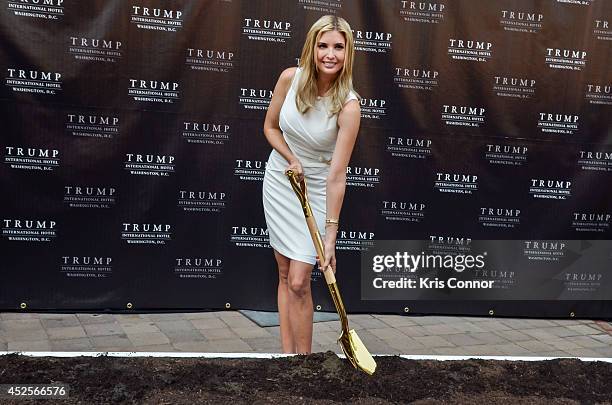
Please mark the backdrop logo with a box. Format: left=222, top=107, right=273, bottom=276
left=175, top=257, right=223, bottom=279
left=545, top=48, right=587, bottom=71
left=64, top=186, right=116, bottom=209
left=360, top=98, right=387, bottom=120
left=500, top=10, right=543, bottom=33
left=556, top=0, right=594, bottom=5
left=230, top=226, right=270, bottom=248
left=523, top=240, right=565, bottom=262
left=564, top=272, right=603, bottom=293
left=122, top=223, right=172, bottom=245
left=474, top=268, right=516, bottom=290
left=61, top=256, right=112, bottom=279
left=485, top=144, right=528, bottom=166
left=448, top=39, right=492, bottom=62
left=336, top=230, right=375, bottom=251
left=429, top=236, right=472, bottom=254
left=6, top=0, right=64, bottom=19
left=239, top=88, right=272, bottom=111
left=234, top=159, right=266, bottom=181
left=585, top=83, right=611, bottom=105
left=2, top=219, right=56, bottom=242
left=387, top=136, right=432, bottom=159
left=4, top=146, right=60, bottom=171
left=242, top=18, right=291, bottom=43
left=66, top=113, right=119, bottom=139
left=529, top=179, right=572, bottom=200
left=578, top=150, right=612, bottom=172
left=182, top=121, right=230, bottom=145
left=380, top=201, right=425, bottom=223
left=594, top=19, right=611, bottom=41
left=68, top=36, right=122, bottom=63
left=493, top=76, right=535, bottom=99
left=442, top=105, right=485, bottom=128
left=537, top=112, right=579, bottom=135
left=394, top=67, right=438, bottom=91
left=124, top=153, right=175, bottom=176
left=6, top=68, right=62, bottom=95
left=434, top=173, right=478, bottom=195
left=129, top=79, right=180, bottom=104
left=399, top=1, right=445, bottom=24
left=186, top=47, right=235, bottom=73
left=479, top=207, right=521, bottom=229
left=131, top=5, right=183, bottom=32
left=346, top=166, right=380, bottom=188
left=178, top=190, right=227, bottom=213
left=298, top=0, right=342, bottom=14
left=353, top=29, right=392, bottom=53
left=572, top=212, right=610, bottom=233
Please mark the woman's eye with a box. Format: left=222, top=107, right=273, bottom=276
left=318, top=44, right=326, bottom=48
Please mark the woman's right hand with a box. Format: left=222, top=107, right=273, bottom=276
left=285, top=159, right=304, bottom=183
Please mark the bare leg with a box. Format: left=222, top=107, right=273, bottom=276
left=274, top=250, right=294, bottom=353
left=287, top=259, right=314, bottom=354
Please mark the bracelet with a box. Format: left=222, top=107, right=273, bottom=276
left=325, top=218, right=339, bottom=226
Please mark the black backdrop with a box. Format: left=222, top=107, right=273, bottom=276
left=1, top=0, right=611, bottom=317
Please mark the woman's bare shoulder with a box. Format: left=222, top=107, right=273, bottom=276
left=278, top=66, right=298, bottom=85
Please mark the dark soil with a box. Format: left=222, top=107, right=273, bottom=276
left=1, top=352, right=611, bottom=404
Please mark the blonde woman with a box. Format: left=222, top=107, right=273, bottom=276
left=262, top=15, right=361, bottom=354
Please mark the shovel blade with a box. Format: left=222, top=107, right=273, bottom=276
left=338, top=329, right=377, bottom=375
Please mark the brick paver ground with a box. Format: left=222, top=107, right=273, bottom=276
left=1, top=311, right=611, bottom=357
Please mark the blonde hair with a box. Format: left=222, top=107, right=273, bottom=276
left=296, top=15, right=359, bottom=115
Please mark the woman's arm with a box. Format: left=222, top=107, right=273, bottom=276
left=263, top=67, right=304, bottom=180
left=321, top=98, right=361, bottom=272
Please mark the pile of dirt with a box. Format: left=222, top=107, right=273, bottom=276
left=1, top=352, right=611, bottom=404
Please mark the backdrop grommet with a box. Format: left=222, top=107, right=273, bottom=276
left=488, top=309, right=495, bottom=316
left=225, top=302, right=231, bottom=309
left=316, top=305, right=322, bottom=311
left=126, top=303, right=133, bottom=309
left=19, top=302, right=27, bottom=310
left=404, top=307, right=410, bottom=313
left=569, top=311, right=576, bottom=318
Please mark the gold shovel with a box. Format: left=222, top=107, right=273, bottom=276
left=286, top=170, right=376, bottom=375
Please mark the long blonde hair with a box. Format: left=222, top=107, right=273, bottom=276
left=296, top=15, right=359, bottom=115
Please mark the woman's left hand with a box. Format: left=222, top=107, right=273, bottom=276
left=320, top=238, right=337, bottom=274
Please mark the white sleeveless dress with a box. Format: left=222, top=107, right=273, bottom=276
left=262, top=67, right=358, bottom=265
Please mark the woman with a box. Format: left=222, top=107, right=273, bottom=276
left=262, top=15, right=361, bottom=354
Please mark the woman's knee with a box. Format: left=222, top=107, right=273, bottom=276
left=288, top=276, right=310, bottom=297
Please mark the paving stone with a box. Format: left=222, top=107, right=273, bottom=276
left=373, top=315, right=417, bottom=327
left=313, top=330, right=341, bottom=346
left=468, top=332, right=510, bottom=345
left=137, top=344, right=175, bottom=352
left=40, top=317, right=81, bottom=329
left=413, top=335, right=454, bottom=348
left=551, top=319, right=584, bottom=327
left=516, top=340, right=554, bottom=353
left=127, top=332, right=170, bottom=347
left=493, top=330, right=533, bottom=342
left=147, top=313, right=188, bottom=322
left=541, top=326, right=586, bottom=338
left=208, top=339, right=253, bottom=352
left=344, top=315, right=387, bottom=329
left=422, top=324, right=461, bottom=335
left=50, top=338, right=93, bottom=351
left=120, top=322, right=161, bottom=335
left=154, top=320, right=196, bottom=333
left=46, top=326, right=87, bottom=340
left=172, top=341, right=215, bottom=352
left=83, top=322, right=123, bottom=337
left=8, top=340, right=52, bottom=351
left=181, top=312, right=219, bottom=320
left=433, top=347, right=478, bottom=356
left=115, top=314, right=150, bottom=323
left=499, top=319, right=539, bottom=329
left=396, top=325, right=429, bottom=337
left=91, top=334, right=135, bottom=349
left=0, top=342, right=7, bottom=350
left=565, top=324, right=605, bottom=335
left=485, top=343, right=532, bottom=356
left=244, top=337, right=282, bottom=352
left=536, top=350, right=574, bottom=357
left=190, top=318, right=228, bottom=330
left=568, top=348, right=605, bottom=358
left=219, top=315, right=258, bottom=329
left=0, top=319, right=43, bottom=331
left=386, top=337, right=426, bottom=353
left=162, top=329, right=207, bottom=343
left=368, top=327, right=407, bottom=341
left=592, top=346, right=612, bottom=357
left=590, top=334, right=612, bottom=344
left=3, top=328, right=48, bottom=342
left=199, top=327, right=239, bottom=341
left=231, top=326, right=273, bottom=339
left=410, top=316, right=452, bottom=326
left=76, top=314, right=117, bottom=325
left=265, top=326, right=280, bottom=337
left=521, top=329, right=559, bottom=341
left=443, top=333, right=487, bottom=347
left=0, top=313, right=40, bottom=320
left=547, top=339, right=583, bottom=351
left=446, top=322, right=488, bottom=333
left=473, top=320, right=514, bottom=332
left=565, top=335, right=610, bottom=349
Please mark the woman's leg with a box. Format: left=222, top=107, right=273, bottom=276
left=287, top=259, right=314, bottom=354
left=274, top=250, right=294, bottom=353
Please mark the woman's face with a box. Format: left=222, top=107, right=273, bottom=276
left=315, top=30, right=346, bottom=77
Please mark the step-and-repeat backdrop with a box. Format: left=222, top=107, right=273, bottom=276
left=1, top=0, right=610, bottom=317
